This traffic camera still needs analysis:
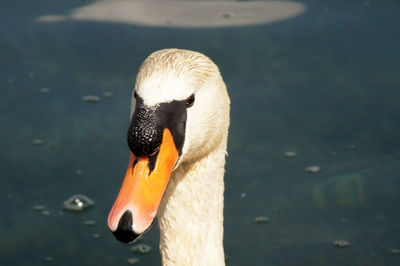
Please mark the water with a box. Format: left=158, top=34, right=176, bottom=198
left=1, top=0, right=399, bottom=265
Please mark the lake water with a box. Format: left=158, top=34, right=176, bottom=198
left=1, top=0, right=399, bottom=265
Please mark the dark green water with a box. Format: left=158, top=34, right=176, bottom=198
left=1, top=0, right=399, bottom=265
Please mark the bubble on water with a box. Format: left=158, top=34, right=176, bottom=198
left=75, top=169, right=83, bottom=175
left=390, top=249, right=400, bottom=255
left=32, top=139, right=44, bottom=145
left=28, top=72, right=35, bottom=78
left=44, top=256, right=53, bottom=262
left=127, top=257, right=140, bottom=264
left=254, top=216, right=269, bottom=224
left=41, top=210, right=51, bottom=216
left=83, top=220, right=96, bottom=227
left=103, top=91, right=113, bottom=98
left=34, top=205, right=46, bottom=211
left=284, top=151, right=297, bottom=158
left=92, top=233, right=101, bottom=239
left=8, top=78, right=14, bottom=84
left=306, top=165, right=321, bottom=173
left=333, top=240, right=350, bottom=248
left=82, top=95, right=101, bottom=103
left=131, top=244, right=152, bottom=254
left=240, top=192, right=246, bottom=198
left=40, top=87, right=50, bottom=93
left=63, top=194, right=94, bottom=212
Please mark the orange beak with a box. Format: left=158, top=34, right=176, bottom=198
left=107, top=128, right=179, bottom=243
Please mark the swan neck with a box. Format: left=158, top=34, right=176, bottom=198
left=158, top=141, right=227, bottom=266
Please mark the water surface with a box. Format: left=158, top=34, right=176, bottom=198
left=1, top=0, right=399, bottom=265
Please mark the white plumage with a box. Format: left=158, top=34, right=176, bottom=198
left=134, top=49, right=230, bottom=265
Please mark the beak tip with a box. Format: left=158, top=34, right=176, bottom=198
left=112, top=228, right=141, bottom=243
left=110, top=210, right=141, bottom=243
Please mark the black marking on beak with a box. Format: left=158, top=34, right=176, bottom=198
left=127, top=97, right=188, bottom=161
left=112, top=210, right=140, bottom=243
left=127, top=99, right=162, bottom=157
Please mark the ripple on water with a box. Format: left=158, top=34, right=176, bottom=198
left=254, top=216, right=269, bottom=224
left=33, top=205, right=46, bottom=211
left=131, top=244, right=152, bottom=254
left=40, top=87, right=50, bottom=93
left=306, top=165, right=321, bottom=173
left=63, top=194, right=94, bottom=212
left=333, top=240, right=350, bottom=248
left=41, top=210, right=51, bottom=216
left=103, top=91, right=113, bottom=97
left=32, top=139, right=44, bottom=145
left=284, top=151, right=297, bottom=158
left=83, top=220, right=96, bottom=227
left=390, top=249, right=400, bottom=255
left=127, top=257, right=140, bottom=264
left=82, top=95, right=100, bottom=103
left=92, top=233, right=101, bottom=239
left=75, top=169, right=83, bottom=175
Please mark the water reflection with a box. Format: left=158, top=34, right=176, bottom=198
left=36, top=0, right=306, bottom=28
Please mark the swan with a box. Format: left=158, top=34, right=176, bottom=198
left=107, top=48, right=230, bottom=265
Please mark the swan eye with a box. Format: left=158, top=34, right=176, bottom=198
left=133, top=91, right=138, bottom=99
left=186, top=94, right=195, bottom=108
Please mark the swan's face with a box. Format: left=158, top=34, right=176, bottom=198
left=107, top=49, right=229, bottom=243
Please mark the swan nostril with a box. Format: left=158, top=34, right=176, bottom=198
left=148, top=146, right=160, bottom=157
left=112, top=210, right=140, bottom=243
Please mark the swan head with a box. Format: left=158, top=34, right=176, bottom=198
left=107, top=49, right=230, bottom=243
